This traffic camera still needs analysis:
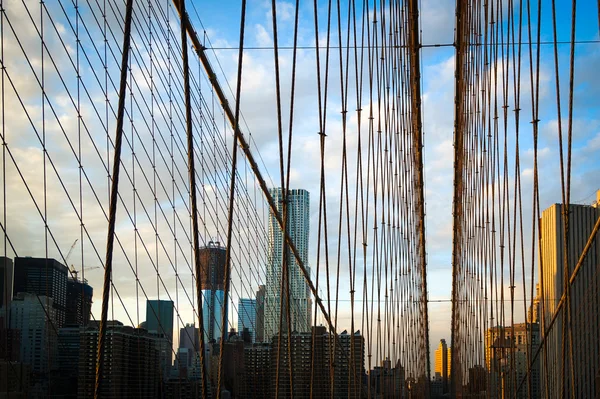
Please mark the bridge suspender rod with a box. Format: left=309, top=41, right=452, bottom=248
left=94, top=0, right=134, bottom=397
left=178, top=0, right=209, bottom=397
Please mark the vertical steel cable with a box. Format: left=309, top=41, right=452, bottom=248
left=94, top=0, right=134, bottom=397
left=216, top=0, right=246, bottom=396
left=177, top=0, right=208, bottom=396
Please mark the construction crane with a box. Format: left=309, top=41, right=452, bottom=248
left=64, top=238, right=101, bottom=281
left=65, top=239, right=78, bottom=265
left=70, top=265, right=101, bottom=282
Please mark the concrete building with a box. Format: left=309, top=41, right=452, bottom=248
left=13, top=257, right=68, bottom=327
left=255, top=285, right=265, bottom=342
left=369, top=358, right=405, bottom=398
left=485, top=323, right=540, bottom=399
left=244, top=343, right=271, bottom=398
left=265, top=188, right=311, bottom=340
left=176, top=323, right=200, bottom=376
left=434, top=339, right=451, bottom=393
left=78, top=321, right=161, bottom=398
left=538, top=192, right=600, bottom=397
left=237, top=298, right=257, bottom=343
left=332, top=330, right=365, bottom=398
left=199, top=242, right=228, bottom=343
left=179, top=322, right=199, bottom=352
left=269, top=326, right=364, bottom=398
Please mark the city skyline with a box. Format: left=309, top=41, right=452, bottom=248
left=1, top=0, right=599, bottom=396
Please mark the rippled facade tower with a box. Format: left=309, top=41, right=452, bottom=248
left=264, top=188, right=311, bottom=340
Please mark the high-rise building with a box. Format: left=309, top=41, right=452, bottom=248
left=55, top=326, right=84, bottom=397
left=13, top=257, right=68, bottom=327
left=9, top=293, right=58, bottom=374
left=65, top=277, right=93, bottom=326
left=176, top=323, right=199, bottom=374
left=179, top=323, right=199, bottom=352
left=527, top=283, right=541, bottom=324
left=265, top=188, right=311, bottom=340
left=435, top=339, right=451, bottom=394
left=538, top=193, right=600, bottom=397
left=269, top=326, right=364, bottom=398
left=255, top=285, right=265, bottom=342
left=369, top=358, right=405, bottom=398
left=332, top=330, right=365, bottom=398
left=78, top=321, right=161, bottom=397
left=146, top=299, right=174, bottom=378
left=485, top=323, right=540, bottom=398
left=238, top=298, right=257, bottom=343
left=244, top=343, right=271, bottom=398
left=0, top=257, right=13, bottom=312
left=199, top=242, right=229, bottom=343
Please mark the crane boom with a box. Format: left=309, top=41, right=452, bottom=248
left=65, top=239, right=78, bottom=264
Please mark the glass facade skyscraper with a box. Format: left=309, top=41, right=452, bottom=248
left=265, top=188, right=311, bottom=341
left=237, top=298, right=257, bottom=342
left=199, top=242, right=228, bottom=343
left=146, top=299, right=174, bottom=377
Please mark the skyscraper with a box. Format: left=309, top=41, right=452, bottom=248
left=435, top=339, right=451, bottom=393
left=199, top=242, right=228, bottom=342
left=237, top=298, right=257, bottom=343
left=146, top=299, right=174, bottom=377
left=265, top=188, right=311, bottom=340
left=176, top=323, right=200, bottom=374
left=9, top=293, right=58, bottom=374
left=179, top=323, right=199, bottom=352
left=255, top=285, right=265, bottom=342
left=538, top=192, right=600, bottom=397
left=65, top=277, right=93, bottom=326
left=13, top=257, right=68, bottom=327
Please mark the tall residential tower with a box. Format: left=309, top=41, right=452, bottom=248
left=265, top=188, right=311, bottom=340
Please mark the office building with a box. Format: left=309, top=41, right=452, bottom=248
left=369, top=358, right=405, bottom=398
left=9, top=293, right=58, bottom=374
left=0, top=257, right=13, bottom=311
left=255, top=285, right=265, bottom=342
left=65, top=277, right=93, bottom=326
left=55, top=326, right=84, bottom=397
left=179, top=322, right=199, bottom=352
left=199, top=242, right=228, bottom=342
left=485, top=323, right=540, bottom=398
left=538, top=192, right=600, bottom=397
left=13, top=257, right=68, bottom=327
left=265, top=188, right=311, bottom=340
left=176, top=323, right=199, bottom=374
left=237, top=298, right=257, bottom=343
left=146, top=299, right=174, bottom=378
left=78, top=321, right=161, bottom=398
left=434, top=339, right=451, bottom=394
